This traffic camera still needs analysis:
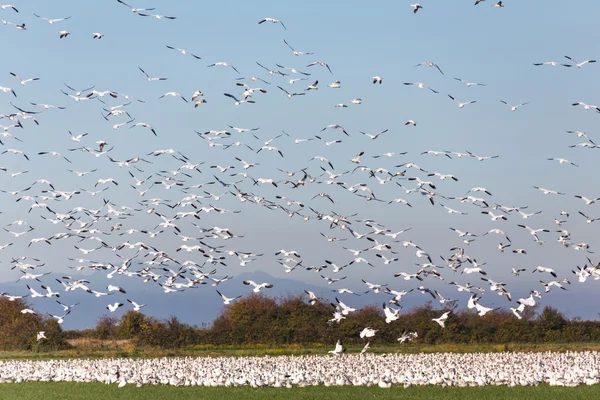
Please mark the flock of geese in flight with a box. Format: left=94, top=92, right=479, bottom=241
left=0, top=0, right=599, bottom=366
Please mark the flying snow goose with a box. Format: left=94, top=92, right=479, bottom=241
left=564, top=55, right=596, bottom=68
left=282, top=38, right=313, bottom=56
left=216, top=290, right=242, bottom=304
left=475, top=303, right=498, bottom=317
left=277, top=86, right=305, bottom=99
left=166, top=45, right=201, bottom=59
left=415, top=61, right=443, bottom=75
left=533, top=61, right=571, bottom=67
left=410, top=4, right=424, bottom=13
left=448, top=95, right=476, bottom=108
left=578, top=211, right=600, bottom=224
left=533, top=186, right=564, bottom=195
left=454, top=77, right=486, bottom=87
left=116, top=0, right=155, bottom=13
left=107, top=302, right=124, bottom=312
left=33, top=14, right=70, bottom=24
left=547, top=157, right=578, bottom=167
left=159, top=91, right=188, bottom=103
left=383, top=303, right=400, bottom=323
left=138, top=67, right=167, bottom=81
left=10, top=72, right=39, bottom=86
left=572, top=102, right=598, bottom=110
left=540, top=280, right=567, bottom=293
left=328, top=339, right=344, bottom=356
left=137, top=13, right=176, bottom=20
left=306, top=61, right=332, bottom=74
left=432, top=311, right=450, bottom=328
left=403, top=82, right=438, bottom=93
left=224, top=93, right=255, bottom=105
left=360, top=129, right=388, bottom=140
left=481, top=211, right=507, bottom=221
left=258, top=17, right=286, bottom=30
left=243, top=280, right=273, bottom=293
left=0, top=4, right=18, bottom=12
left=500, top=100, right=529, bottom=111
left=0, top=85, right=16, bottom=97
left=465, top=150, right=499, bottom=161
left=574, top=195, right=600, bottom=205
left=304, top=290, right=319, bottom=305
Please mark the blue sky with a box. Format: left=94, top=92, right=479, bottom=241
left=1, top=0, right=600, bottom=329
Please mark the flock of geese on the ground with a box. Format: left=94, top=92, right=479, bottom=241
left=1, top=352, right=600, bottom=388
left=0, top=0, right=599, bottom=382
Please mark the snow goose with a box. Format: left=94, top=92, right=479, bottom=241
left=410, top=4, right=424, bottom=13
left=404, top=82, right=438, bottom=93
left=216, top=290, right=242, bottom=305
left=258, top=17, right=286, bottom=30
left=448, top=95, right=476, bottom=108
left=415, top=61, right=443, bottom=74
left=500, top=100, right=529, bottom=111
left=306, top=61, right=332, bottom=74
left=454, top=77, right=486, bottom=87
left=574, top=195, right=600, bottom=205
left=166, top=45, right=201, bottom=59
left=9, top=72, right=39, bottom=86
left=243, top=280, right=273, bottom=293
left=578, top=211, right=599, bottom=224
left=138, top=67, right=167, bottom=81
left=533, top=61, right=571, bottom=67
left=432, top=311, right=450, bottom=328
left=33, top=14, right=70, bottom=24
left=547, top=157, right=578, bottom=167
left=533, top=266, right=558, bottom=278
left=328, top=339, right=344, bottom=356
left=564, top=55, right=596, bottom=68
left=533, top=186, right=564, bottom=195
left=137, top=13, right=176, bottom=20
left=116, top=0, right=155, bottom=13
left=224, top=93, right=254, bottom=105
left=282, top=39, right=313, bottom=56
left=107, top=302, right=124, bottom=312
left=278, top=86, right=305, bottom=99
left=383, top=303, right=400, bottom=323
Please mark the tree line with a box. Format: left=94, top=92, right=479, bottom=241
left=2, top=294, right=600, bottom=351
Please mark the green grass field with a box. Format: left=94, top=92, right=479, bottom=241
left=0, top=382, right=598, bottom=400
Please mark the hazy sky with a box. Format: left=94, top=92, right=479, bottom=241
left=1, top=0, right=600, bottom=329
